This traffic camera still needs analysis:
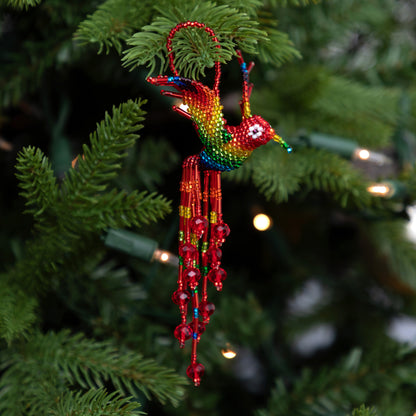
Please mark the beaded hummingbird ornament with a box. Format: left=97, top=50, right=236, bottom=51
left=148, top=21, right=292, bottom=386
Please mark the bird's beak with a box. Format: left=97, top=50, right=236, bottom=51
left=273, top=134, right=293, bottom=153
left=273, top=134, right=283, bottom=143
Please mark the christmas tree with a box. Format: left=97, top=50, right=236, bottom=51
left=1, top=0, right=416, bottom=414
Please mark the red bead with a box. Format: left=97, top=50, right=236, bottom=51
left=186, top=362, right=205, bottom=386
left=206, top=246, right=222, bottom=267
left=183, top=267, right=201, bottom=289
left=174, top=323, right=192, bottom=348
left=190, top=215, right=208, bottom=238
left=179, top=243, right=197, bottom=265
left=196, top=321, right=206, bottom=335
left=199, top=301, right=215, bottom=319
left=207, top=268, right=227, bottom=291
left=212, top=222, right=230, bottom=243
left=172, top=289, right=191, bottom=306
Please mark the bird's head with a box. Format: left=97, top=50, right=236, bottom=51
left=242, top=116, right=292, bottom=153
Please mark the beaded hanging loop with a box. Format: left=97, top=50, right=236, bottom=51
left=148, top=21, right=292, bottom=386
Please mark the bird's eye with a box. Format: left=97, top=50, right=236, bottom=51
left=248, top=124, right=264, bottom=139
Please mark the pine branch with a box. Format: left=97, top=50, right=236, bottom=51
left=227, top=145, right=372, bottom=209
left=0, top=346, right=146, bottom=416
left=59, top=99, right=172, bottom=232
left=57, top=332, right=188, bottom=406
left=10, top=99, right=171, bottom=294
left=311, top=76, right=400, bottom=148
left=216, top=1, right=302, bottom=66
left=297, top=148, right=372, bottom=208
left=50, top=388, right=146, bottom=416
left=10, top=226, right=104, bottom=293
left=0, top=280, right=37, bottom=344
left=1, top=331, right=187, bottom=409
left=0, top=349, right=65, bottom=416
left=74, top=0, right=154, bottom=54
left=0, top=42, right=62, bottom=107
left=210, top=293, right=274, bottom=347
left=350, top=405, right=379, bottom=416
left=122, top=1, right=269, bottom=78
left=217, top=0, right=264, bottom=16
left=366, top=219, right=416, bottom=290
left=63, top=99, right=148, bottom=197
left=0, top=2, right=91, bottom=107
left=257, top=26, right=302, bottom=66
left=251, top=68, right=400, bottom=148
left=15, top=146, right=59, bottom=219
left=268, top=0, right=320, bottom=6
left=117, top=137, right=180, bottom=192
left=257, top=344, right=416, bottom=416
left=0, top=0, right=41, bottom=9
left=249, top=145, right=303, bottom=203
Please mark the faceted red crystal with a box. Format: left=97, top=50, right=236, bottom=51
left=198, top=301, right=215, bottom=319
left=179, top=242, right=197, bottom=259
left=212, top=222, right=230, bottom=243
left=206, top=246, right=222, bottom=267
left=190, top=215, right=208, bottom=238
left=183, top=267, right=201, bottom=289
left=179, top=242, right=197, bottom=266
left=196, top=321, right=206, bottom=335
left=172, top=289, right=191, bottom=306
left=207, top=268, right=227, bottom=291
left=186, top=362, right=205, bottom=386
left=174, top=323, right=192, bottom=347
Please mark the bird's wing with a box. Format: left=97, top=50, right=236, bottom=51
left=148, top=76, right=227, bottom=147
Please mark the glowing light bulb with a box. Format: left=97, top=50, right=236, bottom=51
left=160, top=252, right=170, bottom=262
left=253, top=213, right=272, bottom=231
left=366, top=183, right=393, bottom=197
left=221, top=344, right=237, bottom=359
left=152, top=249, right=179, bottom=266
left=356, top=148, right=370, bottom=160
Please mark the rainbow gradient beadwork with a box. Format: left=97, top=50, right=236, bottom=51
left=147, top=21, right=291, bottom=386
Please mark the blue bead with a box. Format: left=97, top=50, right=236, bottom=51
left=193, top=332, right=198, bottom=339
left=168, top=77, right=173, bottom=82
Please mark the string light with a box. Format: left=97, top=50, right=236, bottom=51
left=366, top=181, right=407, bottom=199
left=366, top=183, right=393, bottom=197
left=104, top=228, right=178, bottom=267
left=253, top=213, right=272, bottom=231
left=221, top=344, right=237, bottom=359
left=352, top=147, right=392, bottom=165
left=296, top=133, right=392, bottom=165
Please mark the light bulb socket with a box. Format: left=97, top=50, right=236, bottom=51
left=104, top=228, right=158, bottom=262
left=302, top=133, right=357, bottom=158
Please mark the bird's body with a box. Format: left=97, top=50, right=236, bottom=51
left=148, top=65, right=291, bottom=171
